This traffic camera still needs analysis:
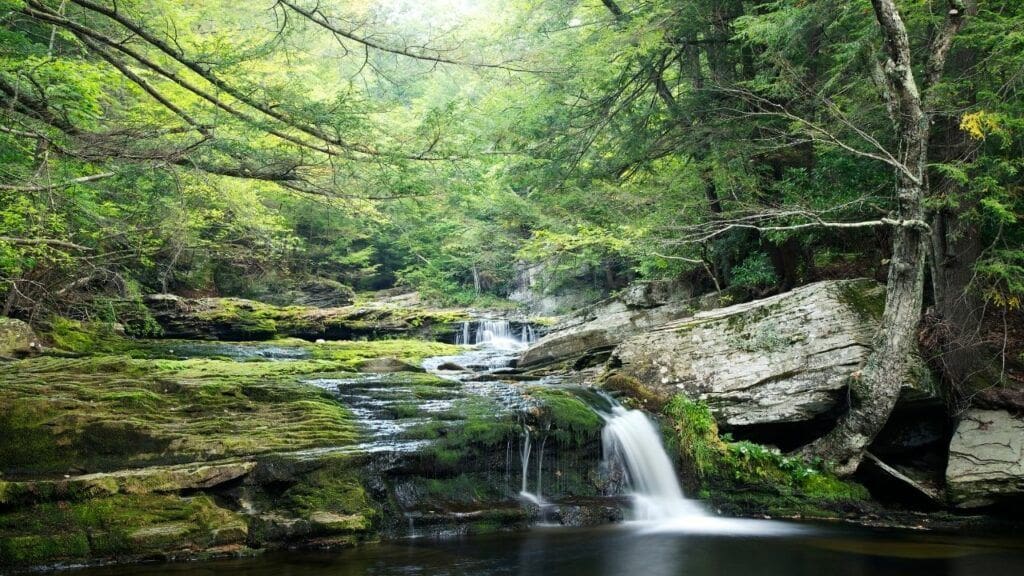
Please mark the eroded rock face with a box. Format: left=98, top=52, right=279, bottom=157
left=609, top=279, right=887, bottom=429
left=0, top=317, right=38, bottom=358
left=518, top=287, right=735, bottom=369
left=946, top=409, right=1024, bottom=508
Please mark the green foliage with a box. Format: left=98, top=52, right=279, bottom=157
left=729, top=253, right=778, bottom=290
left=662, top=395, right=868, bottom=503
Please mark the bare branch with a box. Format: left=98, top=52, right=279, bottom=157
left=0, top=172, right=114, bottom=191
left=0, top=236, right=92, bottom=251
left=276, top=0, right=544, bottom=74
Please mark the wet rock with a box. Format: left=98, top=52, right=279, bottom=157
left=436, top=362, right=466, bottom=371
left=354, top=357, right=425, bottom=373
left=0, top=461, right=256, bottom=506
left=610, top=280, right=931, bottom=430
left=0, top=317, right=38, bottom=358
left=554, top=500, right=625, bottom=527
left=308, top=511, right=371, bottom=533
left=946, top=409, right=1024, bottom=508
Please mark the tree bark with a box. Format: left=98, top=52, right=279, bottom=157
left=803, top=0, right=966, bottom=474
left=928, top=115, right=990, bottom=398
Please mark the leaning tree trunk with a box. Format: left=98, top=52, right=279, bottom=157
left=803, top=0, right=967, bottom=475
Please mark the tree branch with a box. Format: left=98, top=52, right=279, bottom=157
left=0, top=172, right=114, bottom=191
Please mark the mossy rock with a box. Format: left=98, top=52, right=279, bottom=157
left=0, top=355, right=362, bottom=476
left=0, top=316, right=38, bottom=358
left=0, top=494, right=247, bottom=567
left=661, top=395, right=870, bottom=513
left=143, top=294, right=470, bottom=341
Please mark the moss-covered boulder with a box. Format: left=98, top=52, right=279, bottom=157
left=0, top=317, right=38, bottom=358
left=609, top=280, right=932, bottom=434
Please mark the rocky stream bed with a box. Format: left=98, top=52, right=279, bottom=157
left=2, top=281, right=1023, bottom=572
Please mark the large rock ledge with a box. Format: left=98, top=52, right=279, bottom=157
left=946, top=409, right=1024, bottom=508
left=608, top=279, right=905, bottom=429
left=518, top=283, right=738, bottom=369
left=144, top=294, right=469, bottom=341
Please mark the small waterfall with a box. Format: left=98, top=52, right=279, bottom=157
left=601, top=404, right=706, bottom=521
left=519, top=426, right=546, bottom=506
left=456, top=321, right=471, bottom=345
left=456, top=319, right=538, bottom=351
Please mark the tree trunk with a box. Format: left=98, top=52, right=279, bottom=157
left=928, top=112, right=992, bottom=400
left=803, top=0, right=966, bottom=474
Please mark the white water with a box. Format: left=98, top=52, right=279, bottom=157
left=601, top=404, right=706, bottom=521
left=518, top=425, right=549, bottom=506
left=455, top=319, right=537, bottom=351
left=601, top=402, right=806, bottom=536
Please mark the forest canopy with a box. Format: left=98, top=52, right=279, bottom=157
left=1, top=0, right=1022, bottom=324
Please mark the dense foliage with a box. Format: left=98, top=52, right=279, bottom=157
left=1, top=0, right=1021, bottom=332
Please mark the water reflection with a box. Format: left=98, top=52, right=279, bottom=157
left=64, top=523, right=1024, bottom=576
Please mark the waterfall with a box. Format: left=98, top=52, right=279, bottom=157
left=456, top=321, right=471, bottom=345
left=601, top=404, right=706, bottom=521
left=456, top=319, right=538, bottom=351
left=519, top=427, right=546, bottom=506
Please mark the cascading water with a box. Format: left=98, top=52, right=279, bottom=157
left=454, top=319, right=538, bottom=351
left=601, top=402, right=706, bottom=522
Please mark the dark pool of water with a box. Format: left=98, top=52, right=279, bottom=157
left=65, top=522, right=1024, bottom=576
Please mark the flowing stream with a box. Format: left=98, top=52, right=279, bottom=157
left=61, top=326, right=1024, bottom=575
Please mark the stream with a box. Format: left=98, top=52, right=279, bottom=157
left=62, top=523, right=1024, bottom=576
left=55, top=320, right=1024, bottom=575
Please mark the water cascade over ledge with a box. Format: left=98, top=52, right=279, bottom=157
left=455, top=319, right=537, bottom=350
left=600, top=402, right=707, bottom=521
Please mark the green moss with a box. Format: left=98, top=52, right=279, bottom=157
left=0, top=355, right=360, bottom=476
left=308, top=339, right=460, bottom=369
left=283, top=458, right=376, bottom=525
left=663, top=395, right=722, bottom=478
left=601, top=371, right=667, bottom=410
left=662, top=395, right=869, bottom=511
left=402, top=395, right=519, bottom=470
left=181, top=297, right=471, bottom=340
left=524, top=388, right=603, bottom=446
left=0, top=493, right=246, bottom=566
left=44, top=318, right=130, bottom=354
left=837, top=279, right=886, bottom=322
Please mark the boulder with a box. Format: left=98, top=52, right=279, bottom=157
left=0, top=317, right=38, bottom=358
left=609, top=279, right=902, bottom=429
left=946, top=409, right=1024, bottom=508
left=354, top=357, right=425, bottom=373
left=518, top=287, right=735, bottom=369
left=292, top=278, right=356, bottom=308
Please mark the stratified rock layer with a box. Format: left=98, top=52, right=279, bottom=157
left=610, top=279, right=890, bottom=428
left=518, top=285, right=738, bottom=369
left=946, top=409, right=1024, bottom=508
left=143, top=294, right=468, bottom=341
